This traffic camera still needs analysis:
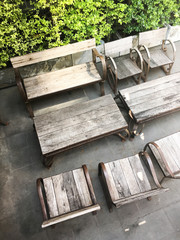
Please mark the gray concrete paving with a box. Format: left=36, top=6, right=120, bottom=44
left=0, top=41, right=180, bottom=240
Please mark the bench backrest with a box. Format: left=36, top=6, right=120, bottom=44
left=10, top=38, right=96, bottom=68
left=104, top=36, right=137, bottom=58
left=139, top=28, right=167, bottom=48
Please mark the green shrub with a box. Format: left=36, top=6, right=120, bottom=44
left=122, top=0, right=180, bottom=35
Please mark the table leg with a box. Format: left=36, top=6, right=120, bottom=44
left=43, top=155, right=54, bottom=168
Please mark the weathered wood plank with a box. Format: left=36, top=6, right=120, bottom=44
left=24, top=62, right=100, bottom=100
left=43, top=177, right=59, bottom=218
left=34, top=95, right=116, bottom=127
left=39, top=116, right=125, bottom=155
left=108, top=159, right=131, bottom=198
left=129, top=154, right=152, bottom=192
left=42, top=204, right=100, bottom=228
left=36, top=104, right=120, bottom=137
left=73, top=168, right=92, bottom=207
left=105, top=36, right=133, bottom=57
left=119, top=157, right=141, bottom=195
left=51, top=174, right=71, bottom=215
left=62, top=171, right=82, bottom=211
left=10, top=38, right=96, bottom=68
left=104, top=163, right=120, bottom=201
left=33, top=96, right=88, bottom=117
left=143, top=49, right=172, bottom=68
left=127, top=80, right=180, bottom=106
left=115, top=57, right=142, bottom=80
left=120, top=72, right=180, bottom=97
left=139, top=28, right=167, bottom=48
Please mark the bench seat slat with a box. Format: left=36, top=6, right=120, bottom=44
left=24, top=62, right=101, bottom=100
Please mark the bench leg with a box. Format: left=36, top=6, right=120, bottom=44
left=92, top=211, right=97, bottom=216
left=147, top=196, right=152, bottom=201
left=116, top=129, right=130, bottom=142
left=99, top=81, right=105, bottom=96
left=43, top=155, right=54, bottom=168
left=26, top=102, right=34, bottom=118
left=0, top=119, right=9, bottom=126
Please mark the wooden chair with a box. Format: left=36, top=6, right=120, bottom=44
left=144, top=132, right=180, bottom=180
left=98, top=152, right=168, bottom=212
left=104, top=36, right=143, bottom=95
left=138, top=28, right=176, bottom=81
left=37, top=165, right=100, bottom=228
left=10, top=39, right=106, bottom=118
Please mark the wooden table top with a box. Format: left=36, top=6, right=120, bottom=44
left=34, top=94, right=127, bottom=155
left=119, top=72, right=180, bottom=123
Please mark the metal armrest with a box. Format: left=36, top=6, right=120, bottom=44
left=144, top=142, right=174, bottom=178
left=106, top=56, right=118, bottom=81
left=162, top=39, right=176, bottom=62
left=92, top=48, right=107, bottom=81
left=130, top=47, right=143, bottom=71
left=138, top=44, right=151, bottom=64
left=37, top=178, right=48, bottom=221
left=139, top=151, right=162, bottom=188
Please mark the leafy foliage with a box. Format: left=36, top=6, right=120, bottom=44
left=0, top=0, right=179, bottom=68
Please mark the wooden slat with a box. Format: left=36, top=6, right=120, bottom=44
left=10, top=38, right=96, bottom=68
left=104, top=163, right=120, bottom=201
left=128, top=154, right=152, bottom=192
left=24, top=62, right=100, bottom=100
left=36, top=103, right=119, bottom=137
left=108, top=160, right=131, bottom=198
left=119, top=157, right=141, bottom=195
left=105, top=36, right=133, bottom=57
left=73, top=168, right=92, bottom=207
left=120, top=72, right=180, bottom=97
left=43, top=177, right=59, bottom=218
left=114, top=188, right=168, bottom=207
left=143, top=49, right=173, bottom=68
left=51, top=174, right=71, bottom=215
left=39, top=116, right=125, bottom=155
left=62, top=171, right=82, bottom=211
left=114, top=57, right=142, bottom=80
left=42, top=204, right=100, bottom=228
left=33, top=96, right=88, bottom=117
left=139, top=28, right=167, bottom=48
left=34, top=94, right=115, bottom=127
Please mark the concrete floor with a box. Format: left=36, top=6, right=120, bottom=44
left=0, top=41, right=180, bottom=240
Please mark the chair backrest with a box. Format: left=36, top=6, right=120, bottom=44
left=10, top=38, right=96, bottom=68
left=104, top=36, right=137, bottom=58
left=139, top=28, right=167, bottom=48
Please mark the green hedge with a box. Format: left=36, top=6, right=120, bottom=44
left=0, top=0, right=180, bottom=68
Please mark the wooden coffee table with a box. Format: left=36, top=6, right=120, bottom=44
left=34, top=94, right=128, bottom=167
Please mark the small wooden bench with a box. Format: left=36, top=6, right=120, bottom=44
left=37, top=165, right=100, bottom=228
left=117, top=72, right=180, bottom=136
left=144, top=132, right=180, bottom=180
left=10, top=39, right=106, bottom=117
left=34, top=94, right=128, bottom=167
left=138, top=28, right=176, bottom=81
left=99, top=152, right=168, bottom=212
left=104, top=36, right=143, bottom=94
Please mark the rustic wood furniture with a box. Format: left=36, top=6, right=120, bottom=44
left=34, top=94, right=128, bottom=168
left=144, top=132, right=180, bottom=180
left=104, top=36, right=143, bottom=94
left=37, top=165, right=100, bottom=228
left=117, top=72, right=180, bottom=136
left=99, top=152, right=168, bottom=212
left=10, top=38, right=106, bottom=118
left=138, top=28, right=176, bottom=81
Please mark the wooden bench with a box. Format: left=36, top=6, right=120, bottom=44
left=34, top=94, right=128, bottom=167
left=144, top=132, right=180, bottom=180
left=99, top=152, right=168, bottom=212
left=104, top=36, right=143, bottom=94
left=10, top=39, right=106, bottom=117
left=37, top=165, right=100, bottom=228
left=117, top=72, right=180, bottom=136
left=138, top=28, right=176, bottom=81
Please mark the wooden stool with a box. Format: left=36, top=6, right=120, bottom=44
left=99, top=153, right=168, bottom=212
left=37, top=165, right=100, bottom=228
